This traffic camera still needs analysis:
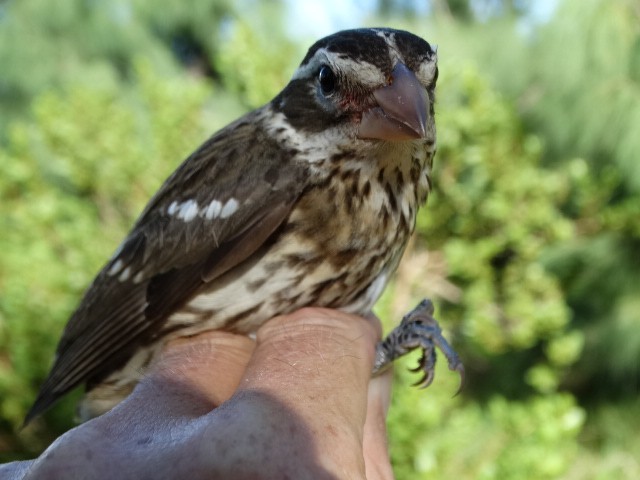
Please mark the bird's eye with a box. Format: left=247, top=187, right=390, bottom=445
left=318, top=65, right=337, bottom=95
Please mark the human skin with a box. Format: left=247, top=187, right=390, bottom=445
left=2, top=308, right=394, bottom=480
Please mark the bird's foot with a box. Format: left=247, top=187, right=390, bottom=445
left=373, top=299, right=465, bottom=392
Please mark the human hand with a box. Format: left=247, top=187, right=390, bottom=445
left=3, top=308, right=394, bottom=480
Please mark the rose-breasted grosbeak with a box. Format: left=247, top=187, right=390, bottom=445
left=25, top=28, right=463, bottom=424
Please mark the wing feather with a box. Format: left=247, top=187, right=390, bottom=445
left=25, top=110, right=310, bottom=423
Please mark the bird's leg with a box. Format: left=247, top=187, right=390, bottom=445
left=373, top=299, right=465, bottom=392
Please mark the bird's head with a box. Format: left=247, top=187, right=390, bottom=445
left=272, top=28, right=437, bottom=150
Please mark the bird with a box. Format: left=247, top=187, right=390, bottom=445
left=25, top=27, right=463, bottom=425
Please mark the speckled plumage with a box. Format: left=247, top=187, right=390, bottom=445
left=26, top=28, right=462, bottom=424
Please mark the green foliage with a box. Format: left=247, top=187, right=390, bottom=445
left=440, top=0, right=640, bottom=392
left=375, top=62, right=585, bottom=479
left=0, top=0, right=237, bottom=139
left=0, top=64, right=241, bottom=456
left=520, top=0, right=640, bottom=393
left=375, top=3, right=640, bottom=475
left=1, top=0, right=639, bottom=477
left=216, top=19, right=299, bottom=107
left=523, top=0, right=640, bottom=188
left=567, top=399, right=640, bottom=479
left=423, top=67, right=573, bottom=357
left=387, top=378, right=583, bottom=479
left=0, top=1, right=157, bottom=122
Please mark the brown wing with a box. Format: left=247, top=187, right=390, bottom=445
left=25, top=111, right=310, bottom=423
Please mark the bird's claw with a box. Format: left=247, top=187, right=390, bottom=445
left=373, top=299, right=465, bottom=394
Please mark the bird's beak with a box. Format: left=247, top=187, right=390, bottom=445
left=358, top=63, right=428, bottom=141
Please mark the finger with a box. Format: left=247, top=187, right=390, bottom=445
left=0, top=460, right=34, bottom=480
left=363, top=368, right=395, bottom=480
left=126, top=331, right=256, bottom=420
left=74, top=309, right=382, bottom=480
left=224, top=308, right=380, bottom=476
left=250, top=307, right=379, bottom=423
left=63, top=331, right=260, bottom=480
left=19, top=332, right=259, bottom=480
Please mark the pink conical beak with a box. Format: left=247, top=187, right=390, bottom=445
left=358, top=63, right=428, bottom=141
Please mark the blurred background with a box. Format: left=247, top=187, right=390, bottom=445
left=0, top=0, right=638, bottom=477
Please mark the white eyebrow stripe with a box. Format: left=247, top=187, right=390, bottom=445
left=220, top=198, right=239, bottom=219
left=292, top=48, right=329, bottom=80
left=292, top=48, right=384, bottom=89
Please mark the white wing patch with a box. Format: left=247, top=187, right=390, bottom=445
left=201, top=198, right=239, bottom=220
left=167, top=198, right=240, bottom=221
left=107, top=259, right=124, bottom=276
left=220, top=198, right=239, bottom=219
left=167, top=201, right=179, bottom=215
left=177, top=200, right=199, bottom=221
left=118, top=266, right=132, bottom=282
left=107, top=195, right=240, bottom=284
left=106, top=258, right=144, bottom=284
left=167, top=199, right=200, bottom=222
left=204, top=200, right=223, bottom=220
left=133, top=271, right=145, bottom=284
